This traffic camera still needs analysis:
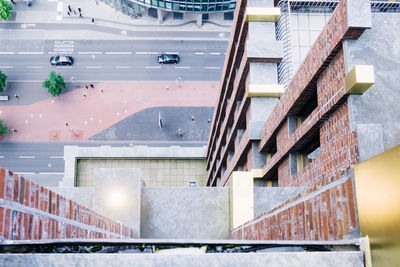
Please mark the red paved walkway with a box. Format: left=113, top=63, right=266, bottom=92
left=0, top=81, right=218, bottom=142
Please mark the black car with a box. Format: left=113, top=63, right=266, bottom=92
left=50, top=56, right=74, bottom=66
left=158, top=54, right=179, bottom=64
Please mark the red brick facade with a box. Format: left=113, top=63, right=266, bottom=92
left=0, top=167, right=132, bottom=240
left=231, top=176, right=358, bottom=240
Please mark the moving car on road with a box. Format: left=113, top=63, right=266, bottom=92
left=158, top=54, right=179, bottom=64
left=50, top=56, right=74, bottom=66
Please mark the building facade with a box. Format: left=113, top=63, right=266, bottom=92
left=207, top=0, right=400, bottom=251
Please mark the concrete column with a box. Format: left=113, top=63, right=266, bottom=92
left=229, top=171, right=254, bottom=229
left=197, top=13, right=203, bottom=27
left=157, top=8, right=164, bottom=24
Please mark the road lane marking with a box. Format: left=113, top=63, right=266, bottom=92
left=204, top=67, right=221, bottom=69
left=79, top=52, right=102, bottom=55
left=53, top=44, right=74, bottom=48
left=17, top=52, right=44, bottom=55
left=0, top=52, right=14, bottom=54
left=174, top=66, right=191, bottom=69
left=165, top=52, right=179, bottom=54
left=55, top=66, right=72, bottom=69
left=86, top=66, right=103, bottom=69
left=14, top=172, right=35, bottom=175
left=0, top=156, right=4, bottom=158
left=210, top=52, right=221, bottom=55
left=57, top=2, right=63, bottom=12
left=26, top=66, right=42, bottom=69
left=19, top=156, right=36, bottom=159
left=54, top=48, right=74, bottom=52
left=0, top=66, right=13, bottom=69
left=145, top=66, right=161, bottom=69
left=39, top=172, right=64, bottom=175
left=116, top=66, right=131, bottom=69
left=49, top=156, right=64, bottom=159
left=105, top=52, right=132, bottom=55
left=194, top=52, right=205, bottom=55
left=136, top=52, right=159, bottom=55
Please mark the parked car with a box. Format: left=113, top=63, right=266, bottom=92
left=50, top=56, right=74, bottom=66
left=158, top=54, right=179, bottom=64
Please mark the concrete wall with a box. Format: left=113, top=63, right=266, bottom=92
left=254, top=187, right=307, bottom=218
left=344, top=13, right=400, bottom=161
left=141, top=187, right=229, bottom=239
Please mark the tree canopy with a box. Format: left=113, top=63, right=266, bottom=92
left=42, top=71, right=66, bottom=97
left=0, top=0, right=13, bottom=21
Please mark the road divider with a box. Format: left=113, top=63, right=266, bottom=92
left=116, top=66, right=131, bottom=69
left=79, top=52, right=102, bottom=55
left=0, top=52, right=14, bottom=54
left=136, top=52, right=159, bottom=55
left=204, top=67, right=221, bottom=69
left=145, top=66, right=161, bottom=69
left=86, top=66, right=103, bottom=69
left=18, top=156, right=36, bottom=159
left=17, top=52, right=44, bottom=55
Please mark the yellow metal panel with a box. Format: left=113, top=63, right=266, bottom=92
left=345, top=65, right=375, bottom=94
left=229, top=171, right=254, bottom=229
left=246, top=7, right=281, bottom=22
left=248, top=84, right=284, bottom=97
left=354, top=145, right=400, bottom=267
left=251, top=169, right=263, bottom=178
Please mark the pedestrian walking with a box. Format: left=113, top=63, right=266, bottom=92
left=73, top=10, right=77, bottom=15
left=11, top=128, right=17, bottom=133
left=11, top=0, right=16, bottom=5
left=90, top=84, right=94, bottom=88
left=68, top=5, right=72, bottom=12
left=85, top=84, right=89, bottom=89
left=78, top=8, right=81, bottom=13
left=91, top=18, right=95, bottom=23
left=79, top=13, right=83, bottom=18
left=14, top=94, right=19, bottom=99
left=65, top=122, right=69, bottom=126
left=67, top=11, right=71, bottom=16
left=83, top=93, right=87, bottom=97
left=100, top=89, right=104, bottom=93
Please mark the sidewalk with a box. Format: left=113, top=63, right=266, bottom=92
left=0, top=81, right=219, bottom=142
left=7, top=0, right=233, bottom=32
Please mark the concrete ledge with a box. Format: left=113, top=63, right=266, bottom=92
left=251, top=169, right=263, bottom=178
left=248, top=84, right=284, bottom=97
left=0, top=252, right=364, bottom=266
left=345, top=65, right=375, bottom=95
left=246, top=7, right=281, bottom=22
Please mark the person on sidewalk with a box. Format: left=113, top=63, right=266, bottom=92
left=83, top=93, right=87, bottom=97
left=68, top=5, right=72, bottom=12
left=14, top=94, right=19, bottom=99
left=67, top=11, right=71, bottom=16
left=78, top=8, right=81, bottom=13
left=11, top=0, right=16, bottom=5
left=90, top=84, right=94, bottom=88
left=11, top=128, right=17, bottom=133
left=85, top=84, right=89, bottom=89
left=91, top=18, right=95, bottom=23
left=80, top=13, right=83, bottom=18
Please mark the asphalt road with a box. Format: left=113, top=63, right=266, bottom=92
left=0, top=39, right=227, bottom=82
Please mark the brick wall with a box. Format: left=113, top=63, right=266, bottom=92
left=231, top=174, right=359, bottom=240
left=0, top=167, right=132, bottom=240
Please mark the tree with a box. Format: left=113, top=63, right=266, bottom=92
left=0, top=70, right=6, bottom=93
left=42, top=71, right=66, bottom=97
left=0, top=119, right=8, bottom=136
left=0, top=0, right=13, bottom=21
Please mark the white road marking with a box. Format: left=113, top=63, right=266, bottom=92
left=79, top=52, right=102, bottom=55
left=49, top=156, right=64, bottom=159
left=0, top=156, right=4, bottom=158
left=116, top=66, right=131, bottom=69
left=0, top=52, right=14, bottom=54
left=86, top=66, right=103, bottom=69
left=48, top=52, right=58, bottom=54
left=55, top=66, right=72, bottom=69
left=54, top=48, right=74, bottom=52
left=53, top=44, right=74, bottom=48
left=204, top=67, right=221, bottom=69
left=39, top=172, right=64, bottom=175
left=56, top=15, right=62, bottom=21
left=145, top=66, right=161, bottom=69
left=19, top=156, right=36, bottom=159
left=136, top=52, right=159, bottom=55
left=57, top=2, right=63, bottom=12
left=105, top=52, right=132, bottom=55
left=165, top=52, right=179, bottom=54
left=26, top=66, right=42, bottom=69
left=0, top=66, right=13, bottom=69
left=174, top=66, right=191, bottom=69
left=210, top=52, right=221, bottom=55
left=194, top=52, right=205, bottom=55
left=14, top=172, right=35, bottom=175
left=18, top=52, right=44, bottom=55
